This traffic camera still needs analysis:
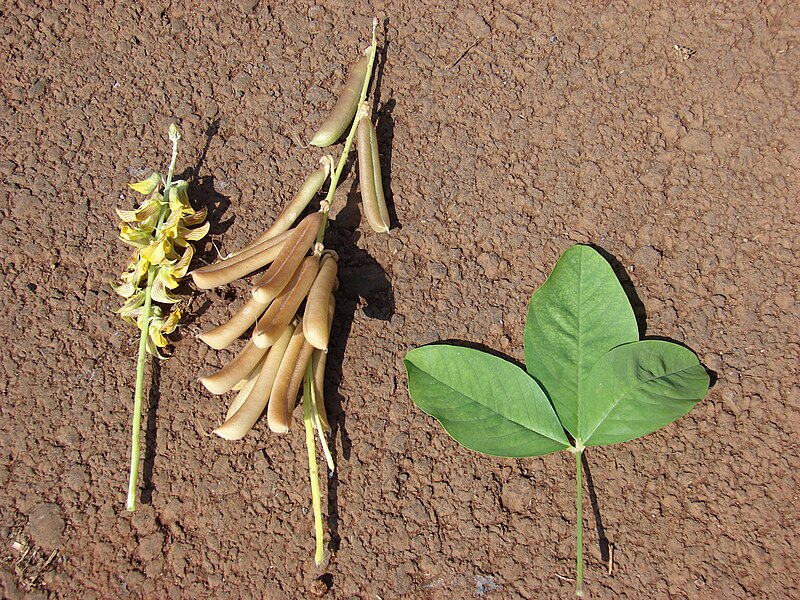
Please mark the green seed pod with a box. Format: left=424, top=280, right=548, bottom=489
left=310, top=55, right=369, bottom=147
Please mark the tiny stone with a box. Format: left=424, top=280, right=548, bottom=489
left=632, top=245, right=661, bottom=272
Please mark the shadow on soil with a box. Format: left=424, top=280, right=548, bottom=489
left=322, top=171, right=395, bottom=556
left=582, top=452, right=610, bottom=564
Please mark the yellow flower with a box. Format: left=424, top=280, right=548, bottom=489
left=128, top=172, right=162, bottom=195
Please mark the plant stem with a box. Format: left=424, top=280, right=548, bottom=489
left=303, top=365, right=325, bottom=565
left=125, top=128, right=180, bottom=511
left=126, top=266, right=156, bottom=511
left=575, top=445, right=585, bottom=596
left=316, top=18, right=379, bottom=245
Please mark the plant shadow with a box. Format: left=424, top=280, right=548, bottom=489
left=591, top=244, right=717, bottom=386
left=321, top=174, right=396, bottom=554
left=582, top=451, right=610, bottom=565
left=369, top=19, right=400, bottom=230
left=320, top=31, right=396, bottom=543
left=590, top=245, right=647, bottom=337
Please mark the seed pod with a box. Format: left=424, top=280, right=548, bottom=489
left=356, top=110, right=390, bottom=233
left=214, top=322, right=295, bottom=440
left=247, top=163, right=330, bottom=247
left=199, top=340, right=269, bottom=394
left=253, top=254, right=319, bottom=348
left=303, top=251, right=338, bottom=350
left=311, top=294, right=336, bottom=431
left=198, top=295, right=270, bottom=350
left=225, top=372, right=259, bottom=421
left=267, top=321, right=310, bottom=433
left=252, top=211, right=322, bottom=304
left=190, top=230, right=292, bottom=289
left=310, top=55, right=369, bottom=147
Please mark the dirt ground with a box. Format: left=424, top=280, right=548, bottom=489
left=1, top=0, right=798, bottom=598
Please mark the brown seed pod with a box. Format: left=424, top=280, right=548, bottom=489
left=246, top=163, right=331, bottom=247
left=310, top=55, right=369, bottom=148
left=199, top=340, right=269, bottom=395
left=356, top=110, right=390, bottom=233
left=303, top=251, right=339, bottom=350
left=190, top=229, right=292, bottom=289
left=267, top=321, right=310, bottom=433
left=225, top=372, right=259, bottom=421
left=311, top=294, right=336, bottom=431
left=252, top=211, right=322, bottom=304
left=198, top=295, right=270, bottom=350
left=214, top=322, right=295, bottom=440
left=198, top=295, right=271, bottom=350
left=253, top=254, right=319, bottom=349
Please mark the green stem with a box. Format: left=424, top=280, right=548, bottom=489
left=303, top=364, right=325, bottom=565
left=316, top=18, right=379, bottom=245
left=125, top=266, right=156, bottom=511
left=125, top=127, right=180, bottom=511
left=575, top=446, right=585, bottom=596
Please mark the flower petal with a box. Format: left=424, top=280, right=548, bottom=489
left=151, top=274, right=180, bottom=304
left=128, top=172, right=162, bottom=195
left=182, top=206, right=207, bottom=226
left=182, top=221, right=210, bottom=241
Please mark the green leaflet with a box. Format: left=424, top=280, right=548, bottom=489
left=404, top=345, right=570, bottom=458
left=579, top=340, right=709, bottom=446
left=524, top=245, right=639, bottom=437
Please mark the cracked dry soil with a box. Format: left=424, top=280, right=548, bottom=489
left=1, top=1, right=798, bottom=598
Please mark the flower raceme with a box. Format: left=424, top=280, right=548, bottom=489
left=114, top=123, right=210, bottom=513
left=113, top=168, right=209, bottom=355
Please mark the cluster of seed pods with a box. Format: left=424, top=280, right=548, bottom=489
left=192, top=45, right=389, bottom=443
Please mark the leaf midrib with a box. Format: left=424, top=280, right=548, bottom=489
left=581, top=363, right=699, bottom=442
left=419, top=369, right=568, bottom=446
